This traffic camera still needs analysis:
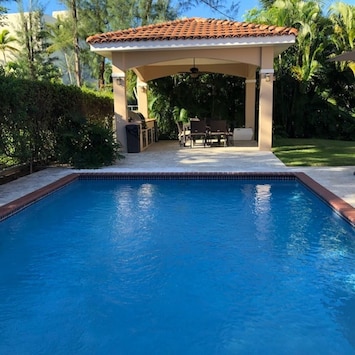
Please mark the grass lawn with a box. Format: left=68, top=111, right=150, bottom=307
left=272, top=138, right=355, bottom=166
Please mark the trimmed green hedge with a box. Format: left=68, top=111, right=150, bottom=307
left=0, top=76, right=121, bottom=168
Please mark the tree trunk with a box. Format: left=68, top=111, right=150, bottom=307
left=98, top=56, right=105, bottom=89
left=64, top=52, right=74, bottom=84
left=22, top=13, right=36, bottom=80
left=141, top=0, right=153, bottom=26
left=71, top=0, right=82, bottom=87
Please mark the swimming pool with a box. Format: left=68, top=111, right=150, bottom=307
left=0, top=174, right=354, bottom=354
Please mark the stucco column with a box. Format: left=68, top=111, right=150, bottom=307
left=258, top=69, right=274, bottom=151
left=245, top=79, right=256, bottom=133
left=137, top=78, right=149, bottom=118
left=112, top=69, right=128, bottom=152
left=257, top=46, right=275, bottom=151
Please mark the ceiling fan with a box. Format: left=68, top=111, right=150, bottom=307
left=179, top=58, right=210, bottom=78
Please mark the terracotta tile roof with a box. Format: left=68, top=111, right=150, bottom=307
left=87, top=17, right=298, bottom=44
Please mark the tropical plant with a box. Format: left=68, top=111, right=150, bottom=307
left=79, top=0, right=178, bottom=88
left=148, top=73, right=245, bottom=139
left=0, top=74, right=118, bottom=168
left=9, top=1, right=61, bottom=81
left=46, top=16, right=76, bottom=84
left=55, top=115, right=122, bottom=168
left=328, top=2, right=355, bottom=75
left=244, top=0, right=352, bottom=138
left=0, top=29, right=18, bottom=65
left=75, top=0, right=115, bottom=88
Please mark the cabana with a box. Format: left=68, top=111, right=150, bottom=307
left=87, top=18, right=297, bottom=152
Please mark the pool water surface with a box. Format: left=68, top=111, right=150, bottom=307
left=0, top=178, right=355, bottom=354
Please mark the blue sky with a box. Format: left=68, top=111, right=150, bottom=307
left=4, top=1, right=268, bottom=20
left=5, top=0, right=256, bottom=19
left=5, top=0, right=355, bottom=22
left=184, top=0, right=355, bottom=20
left=184, top=0, right=259, bottom=20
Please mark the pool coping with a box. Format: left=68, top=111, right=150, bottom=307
left=0, top=172, right=354, bottom=226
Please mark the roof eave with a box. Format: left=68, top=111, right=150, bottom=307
left=89, top=35, right=296, bottom=53
left=328, top=50, right=355, bottom=62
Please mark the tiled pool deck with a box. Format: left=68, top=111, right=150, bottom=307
left=0, top=141, right=354, bottom=224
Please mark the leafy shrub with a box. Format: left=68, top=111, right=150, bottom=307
left=56, top=115, right=122, bottom=168
left=0, top=75, right=120, bottom=168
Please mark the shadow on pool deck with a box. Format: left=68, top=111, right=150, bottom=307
left=0, top=140, right=354, bottom=209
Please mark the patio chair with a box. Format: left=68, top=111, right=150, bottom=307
left=189, top=120, right=207, bottom=147
left=209, top=120, right=229, bottom=146
left=176, top=121, right=190, bottom=147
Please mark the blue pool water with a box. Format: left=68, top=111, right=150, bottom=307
left=0, top=178, right=354, bottom=354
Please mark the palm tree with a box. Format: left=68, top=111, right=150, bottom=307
left=58, top=0, right=82, bottom=86
left=0, top=29, right=19, bottom=66
left=328, top=2, right=355, bottom=75
left=46, top=17, right=75, bottom=84
left=245, top=0, right=329, bottom=134
left=291, top=1, right=325, bottom=92
left=70, top=0, right=81, bottom=86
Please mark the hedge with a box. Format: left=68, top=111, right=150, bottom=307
left=0, top=76, right=120, bottom=168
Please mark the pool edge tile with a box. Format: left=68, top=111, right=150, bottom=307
left=0, top=173, right=79, bottom=221
left=0, top=172, right=354, bottom=227
left=295, top=172, right=355, bottom=226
